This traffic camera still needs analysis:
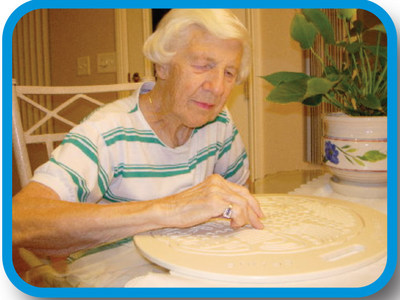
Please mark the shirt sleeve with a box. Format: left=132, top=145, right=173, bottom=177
left=213, top=110, right=250, bottom=186
left=31, top=119, right=113, bottom=203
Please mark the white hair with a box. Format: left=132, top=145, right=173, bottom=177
left=143, top=9, right=251, bottom=83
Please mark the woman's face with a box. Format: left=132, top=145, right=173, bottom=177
left=157, top=29, right=243, bottom=128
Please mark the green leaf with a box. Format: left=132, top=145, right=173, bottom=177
left=360, top=94, right=382, bottom=109
left=365, top=45, right=387, bottom=58
left=302, top=94, right=323, bottom=106
left=290, top=14, right=318, bottom=49
left=266, top=78, right=308, bottom=104
left=337, top=9, right=357, bottom=20
left=345, top=42, right=363, bottom=54
left=302, top=9, right=335, bottom=44
left=352, top=20, right=364, bottom=35
left=358, top=150, right=387, bottom=162
left=305, top=77, right=335, bottom=98
left=336, top=41, right=347, bottom=48
left=346, top=148, right=357, bottom=153
left=368, top=24, right=386, bottom=34
left=336, top=74, right=353, bottom=92
left=353, top=157, right=366, bottom=166
left=324, top=66, right=340, bottom=81
left=261, top=72, right=309, bottom=86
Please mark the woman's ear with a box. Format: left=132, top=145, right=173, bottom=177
left=155, top=63, right=170, bottom=80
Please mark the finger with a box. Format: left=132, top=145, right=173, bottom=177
left=222, top=181, right=265, bottom=218
left=245, top=194, right=265, bottom=219
left=216, top=186, right=264, bottom=223
left=226, top=203, right=264, bottom=230
left=228, top=190, right=265, bottom=220
left=247, top=207, right=264, bottom=229
left=229, top=208, right=245, bottom=229
left=203, top=175, right=264, bottom=225
left=218, top=202, right=243, bottom=227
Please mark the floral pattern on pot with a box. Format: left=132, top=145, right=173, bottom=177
left=322, top=113, right=387, bottom=185
left=324, top=141, right=339, bottom=164
left=323, top=141, right=387, bottom=166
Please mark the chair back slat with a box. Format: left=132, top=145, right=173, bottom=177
left=12, top=80, right=142, bottom=188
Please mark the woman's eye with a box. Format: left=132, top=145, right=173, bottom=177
left=193, top=65, right=209, bottom=70
left=225, top=70, right=236, bottom=78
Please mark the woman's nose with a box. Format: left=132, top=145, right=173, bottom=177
left=202, top=69, right=225, bottom=96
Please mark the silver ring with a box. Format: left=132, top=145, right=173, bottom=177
left=222, top=205, right=233, bottom=219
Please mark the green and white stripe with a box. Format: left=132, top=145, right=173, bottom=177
left=62, top=132, right=110, bottom=196
left=49, top=157, right=90, bottom=202
left=102, top=126, right=164, bottom=147
left=223, top=150, right=248, bottom=180
left=112, top=142, right=221, bottom=178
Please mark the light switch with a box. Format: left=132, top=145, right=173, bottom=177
left=97, top=52, right=116, bottom=73
left=77, top=56, right=91, bottom=76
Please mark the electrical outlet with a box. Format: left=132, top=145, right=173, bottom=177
left=77, top=56, right=91, bottom=76
left=97, top=52, right=116, bottom=73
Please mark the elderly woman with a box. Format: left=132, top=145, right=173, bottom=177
left=12, top=9, right=264, bottom=257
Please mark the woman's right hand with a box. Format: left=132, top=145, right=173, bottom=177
left=156, top=174, right=265, bottom=230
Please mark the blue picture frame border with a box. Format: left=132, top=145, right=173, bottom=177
left=2, top=0, right=397, bottom=298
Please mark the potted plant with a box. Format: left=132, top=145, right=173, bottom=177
left=262, top=9, right=387, bottom=194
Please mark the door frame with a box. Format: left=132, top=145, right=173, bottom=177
left=114, top=9, right=153, bottom=84
left=246, top=9, right=265, bottom=182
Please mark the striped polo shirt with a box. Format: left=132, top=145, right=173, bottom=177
left=32, top=82, right=249, bottom=203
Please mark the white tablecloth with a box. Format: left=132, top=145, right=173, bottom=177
left=64, top=174, right=387, bottom=287
left=289, top=173, right=387, bottom=214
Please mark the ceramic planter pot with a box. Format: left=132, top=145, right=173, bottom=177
left=323, top=113, right=387, bottom=186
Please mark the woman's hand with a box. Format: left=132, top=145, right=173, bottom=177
left=158, top=174, right=265, bottom=230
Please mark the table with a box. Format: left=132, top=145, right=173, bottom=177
left=25, top=170, right=387, bottom=288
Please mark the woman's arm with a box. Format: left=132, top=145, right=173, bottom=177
left=12, top=175, right=264, bottom=257
left=12, top=182, right=162, bottom=256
